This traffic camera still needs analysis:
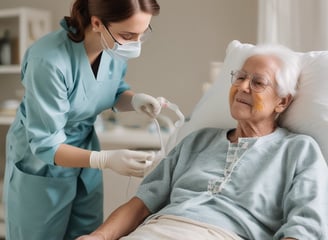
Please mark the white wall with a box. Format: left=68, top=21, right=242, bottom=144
left=0, top=0, right=257, bottom=117
left=128, top=0, right=258, bottom=116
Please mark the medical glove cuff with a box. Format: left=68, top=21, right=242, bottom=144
left=90, top=151, right=109, bottom=169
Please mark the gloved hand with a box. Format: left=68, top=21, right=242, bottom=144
left=90, top=149, right=155, bottom=177
left=131, top=93, right=161, bottom=118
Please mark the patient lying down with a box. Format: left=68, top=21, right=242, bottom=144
left=77, top=44, right=328, bottom=240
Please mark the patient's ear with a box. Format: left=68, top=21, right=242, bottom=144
left=275, top=94, right=293, bottom=113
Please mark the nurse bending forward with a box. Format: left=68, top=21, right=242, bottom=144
left=3, top=0, right=161, bottom=239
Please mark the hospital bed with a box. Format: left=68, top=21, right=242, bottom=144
left=104, top=39, right=328, bottom=222
left=152, top=39, right=328, bottom=237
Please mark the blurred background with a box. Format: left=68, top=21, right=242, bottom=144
left=0, top=0, right=258, bottom=117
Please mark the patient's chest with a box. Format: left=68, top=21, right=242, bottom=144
left=174, top=139, right=254, bottom=194
left=171, top=136, right=287, bottom=205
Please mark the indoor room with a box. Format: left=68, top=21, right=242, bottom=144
left=0, top=0, right=327, bottom=239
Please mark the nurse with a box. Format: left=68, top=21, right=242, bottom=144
left=3, top=0, right=161, bottom=239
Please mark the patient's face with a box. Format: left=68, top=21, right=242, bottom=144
left=229, top=55, right=284, bottom=124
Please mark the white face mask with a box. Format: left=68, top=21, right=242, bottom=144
left=100, top=30, right=141, bottom=61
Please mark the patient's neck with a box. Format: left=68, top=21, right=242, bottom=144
left=228, top=123, right=277, bottom=143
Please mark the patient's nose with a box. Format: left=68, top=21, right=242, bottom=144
left=238, top=78, right=251, bottom=92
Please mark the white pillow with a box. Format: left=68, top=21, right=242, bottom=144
left=165, top=40, right=253, bottom=152
left=166, top=40, right=328, bottom=163
left=279, top=50, right=328, bottom=161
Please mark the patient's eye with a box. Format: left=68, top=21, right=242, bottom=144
left=251, top=76, right=269, bottom=91
left=236, top=73, right=246, bottom=80
left=253, top=76, right=266, bottom=86
left=232, top=70, right=248, bottom=83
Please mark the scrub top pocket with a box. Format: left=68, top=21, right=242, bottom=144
left=7, top=162, right=78, bottom=230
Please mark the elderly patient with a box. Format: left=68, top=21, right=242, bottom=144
left=77, top=44, right=328, bottom=240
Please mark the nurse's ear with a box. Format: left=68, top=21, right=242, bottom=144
left=90, top=16, right=103, bottom=32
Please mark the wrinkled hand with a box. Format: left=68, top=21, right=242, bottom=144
left=131, top=93, right=161, bottom=118
left=90, top=149, right=155, bottom=177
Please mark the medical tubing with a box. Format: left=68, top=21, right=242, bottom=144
left=150, top=97, right=186, bottom=165
left=157, top=97, right=185, bottom=128
left=168, top=103, right=185, bottom=127
left=126, top=176, right=132, bottom=200
left=153, top=118, right=165, bottom=160
left=143, top=119, right=164, bottom=176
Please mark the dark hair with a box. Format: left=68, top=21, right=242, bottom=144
left=65, top=0, right=160, bottom=42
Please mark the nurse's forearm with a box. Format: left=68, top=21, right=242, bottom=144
left=54, top=144, right=91, bottom=168
left=114, top=90, right=134, bottom=112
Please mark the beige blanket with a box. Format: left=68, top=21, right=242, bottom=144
left=120, top=215, right=243, bottom=240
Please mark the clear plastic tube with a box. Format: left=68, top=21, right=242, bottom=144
left=144, top=97, right=185, bottom=175
left=157, top=97, right=185, bottom=128
left=153, top=118, right=165, bottom=157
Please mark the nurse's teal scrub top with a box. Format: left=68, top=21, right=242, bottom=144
left=5, top=19, right=130, bottom=195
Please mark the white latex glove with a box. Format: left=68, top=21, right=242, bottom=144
left=90, top=149, right=155, bottom=177
left=131, top=93, right=161, bottom=118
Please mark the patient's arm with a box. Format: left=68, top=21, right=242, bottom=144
left=89, top=197, right=150, bottom=240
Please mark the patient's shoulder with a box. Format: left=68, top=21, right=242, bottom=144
left=179, top=127, right=226, bottom=149
left=280, top=127, right=320, bottom=147
left=187, top=127, right=224, bottom=138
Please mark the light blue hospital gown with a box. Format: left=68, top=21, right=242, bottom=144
left=136, top=127, right=328, bottom=240
left=3, top=19, right=130, bottom=239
